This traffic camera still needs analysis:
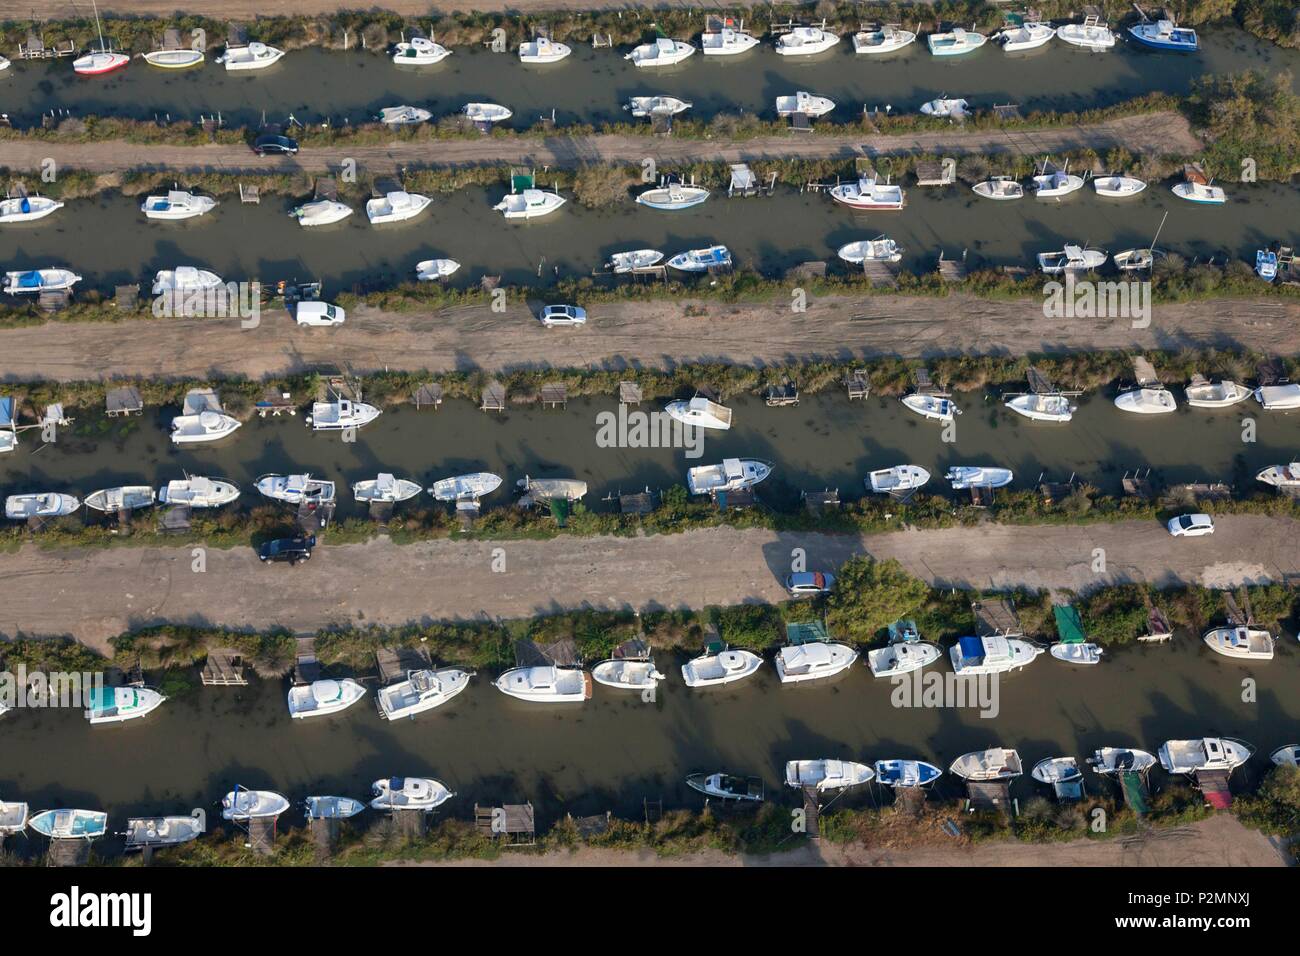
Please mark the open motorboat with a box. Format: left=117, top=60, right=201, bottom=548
left=1173, top=180, right=1226, bottom=204
left=927, top=27, right=987, bottom=56
left=775, top=91, right=836, bottom=117
left=998, top=21, right=1055, bottom=52
left=5, top=492, right=80, bottom=520
left=1255, top=384, right=1300, bottom=410
left=1088, top=747, right=1157, bottom=774
left=142, top=48, right=205, bottom=70
left=1203, top=626, right=1275, bottom=661
left=29, top=809, right=108, bottom=839
left=152, top=266, right=222, bottom=294
left=393, top=37, right=451, bottom=65
left=636, top=181, right=709, bottom=210
left=949, top=748, right=1023, bottom=781
left=292, top=199, right=353, bottom=227
left=775, top=26, right=840, bottom=56
left=370, top=777, right=453, bottom=811
left=1270, top=745, right=1300, bottom=767
left=608, top=249, right=665, bottom=273
left=685, top=772, right=764, bottom=801
left=222, top=789, right=290, bottom=820
left=972, top=176, right=1024, bottom=200
left=627, top=95, right=692, bottom=118
left=1257, top=249, right=1279, bottom=281
left=1004, top=393, right=1076, bottom=422
left=304, top=797, right=366, bottom=820
left=255, top=473, right=336, bottom=505
left=171, top=410, right=240, bottom=444
left=494, top=186, right=565, bottom=220
left=141, top=190, right=216, bottom=220
left=682, top=643, right=762, bottom=687
left=0, top=801, right=30, bottom=835
left=1159, top=738, right=1251, bottom=775
left=158, top=476, right=240, bottom=508
left=775, top=642, right=859, bottom=684
left=494, top=665, right=590, bottom=703
left=1038, top=244, right=1106, bottom=273
left=829, top=177, right=905, bottom=211
left=288, top=678, right=367, bottom=719
left=1094, top=175, right=1147, bottom=198
left=1257, top=463, right=1300, bottom=488
left=592, top=657, right=666, bottom=691
left=920, top=97, right=969, bottom=118
left=366, top=190, right=432, bottom=224
left=378, top=105, right=432, bottom=125
left=1186, top=380, right=1251, bottom=407
left=5, top=268, right=81, bottom=294
left=1057, top=16, right=1117, bottom=51
left=1115, top=386, right=1177, bottom=414
left=946, top=466, right=1013, bottom=489
left=949, top=635, right=1041, bottom=674
left=625, top=38, right=695, bottom=67
left=867, top=641, right=942, bottom=677
left=354, top=473, right=422, bottom=503
left=1128, top=18, right=1198, bottom=53
left=1032, top=168, right=1086, bottom=199
left=902, top=393, right=959, bottom=421
left=378, top=668, right=475, bottom=719
left=516, top=476, right=587, bottom=503
left=429, top=472, right=503, bottom=501
left=415, top=258, right=461, bottom=281
left=84, top=486, right=156, bottom=512
left=838, top=236, right=902, bottom=264
left=875, top=759, right=942, bottom=787
left=687, top=458, right=771, bottom=495
left=0, top=194, right=64, bottom=223
left=307, top=398, right=382, bottom=431
left=1112, top=247, right=1163, bottom=271
left=702, top=24, right=760, bottom=56
left=785, top=759, right=873, bottom=791
left=1032, top=756, right=1082, bottom=785
left=463, top=102, right=513, bottom=124
left=665, top=396, right=732, bottom=430
left=217, top=42, right=285, bottom=71
left=868, top=465, right=930, bottom=494
left=1050, top=642, right=1104, bottom=664
left=667, top=245, right=732, bottom=271
left=85, top=685, right=166, bottom=724
left=519, top=36, right=572, bottom=64
left=853, top=25, right=917, bottom=54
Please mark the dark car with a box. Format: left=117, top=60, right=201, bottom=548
left=258, top=535, right=316, bottom=564
left=252, top=133, right=299, bottom=156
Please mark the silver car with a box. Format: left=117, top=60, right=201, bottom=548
left=539, top=304, right=587, bottom=327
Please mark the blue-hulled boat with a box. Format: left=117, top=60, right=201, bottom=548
left=29, top=808, right=108, bottom=839
left=875, top=759, right=943, bottom=787
left=1127, top=19, right=1198, bottom=52
left=1256, top=249, right=1278, bottom=282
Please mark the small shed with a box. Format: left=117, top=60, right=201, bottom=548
left=105, top=386, right=143, bottom=417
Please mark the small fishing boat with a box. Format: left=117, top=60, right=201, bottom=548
left=686, top=458, right=771, bottom=495
left=774, top=91, right=836, bottom=117
left=1038, top=244, right=1106, bottom=274
left=306, top=398, right=382, bottom=431
left=292, top=199, right=353, bottom=227
left=1004, top=393, right=1076, bottom=422
left=305, top=796, right=366, bottom=820
left=392, top=37, right=451, bottom=65
left=775, top=26, right=840, bottom=56
left=123, top=811, right=204, bottom=848
left=667, top=245, right=732, bottom=272
left=972, top=176, right=1023, bottom=200
left=837, top=236, right=903, bottom=264
left=29, top=809, right=108, bottom=839
left=494, top=186, right=566, bottom=220
left=171, top=409, right=241, bottom=443
left=927, top=26, right=987, bottom=56
left=5, top=492, right=80, bottom=520
left=370, top=777, right=453, bottom=811
left=1128, top=18, right=1198, bottom=53
left=681, top=642, right=763, bottom=687
left=519, top=36, right=572, bottom=64
left=463, top=102, right=513, bottom=124
left=1056, top=16, right=1117, bottom=51
left=1093, top=175, right=1147, bottom=198
left=1032, top=165, right=1086, bottom=198
left=998, top=21, right=1055, bottom=52
left=701, top=23, right=760, bottom=56
left=920, top=97, right=969, bottom=118
left=5, top=268, right=82, bottom=294
left=516, top=476, right=587, bottom=502
left=1087, top=747, right=1157, bottom=774
left=217, top=42, right=285, bottom=71
left=354, top=473, right=422, bottom=503
left=775, top=641, right=859, bottom=684
left=685, top=772, right=764, bottom=801
left=636, top=181, right=710, bottom=210
left=378, top=668, right=474, bottom=720
left=84, top=486, right=156, bottom=513
left=853, top=24, right=917, bottom=55
left=1050, top=642, right=1104, bottom=665
left=494, top=665, right=590, bottom=703
left=1115, top=386, right=1177, bottom=414
left=377, top=105, right=432, bottom=125
left=366, top=190, right=432, bottom=225
left=141, top=190, right=216, bottom=220
left=0, top=194, right=64, bottom=223
left=665, top=396, right=732, bottom=430
left=829, top=177, right=905, bottom=211
left=151, top=266, right=222, bottom=294
left=1270, top=745, right=1300, bottom=767
left=288, top=678, right=368, bottom=719
left=1185, top=379, right=1251, bottom=407
left=429, top=472, right=503, bottom=501
left=625, top=38, right=696, bottom=67
left=1203, top=625, right=1275, bottom=661
left=1254, top=384, right=1300, bottom=409
left=592, top=654, right=666, bottom=691
left=255, top=473, right=336, bottom=505
left=222, top=789, right=290, bottom=819
left=158, top=476, right=240, bottom=508
left=949, top=635, right=1041, bottom=675
left=1112, top=247, right=1163, bottom=271
left=73, top=2, right=128, bottom=76
left=875, top=759, right=943, bottom=787
left=415, top=258, right=461, bottom=281
left=1256, top=249, right=1278, bottom=282
left=1159, top=738, right=1251, bottom=775
left=627, top=95, right=692, bottom=118
left=1032, top=756, right=1082, bottom=784
left=946, top=466, right=1013, bottom=489
left=949, top=748, right=1023, bottom=781
left=0, top=801, right=30, bottom=835
left=785, top=759, right=874, bottom=791
left=866, top=640, right=942, bottom=677
left=1172, top=179, right=1226, bottom=204
left=85, top=685, right=166, bottom=724
left=141, top=48, right=204, bottom=70
left=867, top=465, right=930, bottom=494
left=901, top=393, right=959, bottom=421
left=1256, top=463, right=1300, bottom=488
left=608, top=249, right=665, bottom=273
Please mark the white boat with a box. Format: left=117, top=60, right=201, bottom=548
left=519, top=36, right=572, bottom=64
left=1038, top=244, right=1106, bottom=273
left=636, top=181, right=709, bottom=210
left=949, top=747, right=1023, bottom=780
left=304, top=797, right=366, bottom=820
left=1050, top=642, right=1104, bottom=665
left=0, top=801, right=29, bottom=835
left=1257, top=463, right=1300, bottom=487
left=785, top=759, right=873, bottom=791
left=867, top=465, right=930, bottom=494
left=1254, top=384, right=1300, bottom=410
left=171, top=409, right=241, bottom=444
left=307, top=398, right=382, bottom=431
left=1184, top=380, right=1248, bottom=408
left=292, top=199, right=353, bottom=227
left=667, top=245, right=732, bottom=272
left=1203, top=626, right=1275, bottom=661
left=1115, top=386, right=1177, bottom=414
left=1112, top=248, right=1162, bottom=272
left=222, top=789, right=290, bottom=819
left=494, top=187, right=566, bottom=220
left=775, top=91, right=836, bottom=117
left=591, top=658, right=666, bottom=691
left=158, top=476, right=240, bottom=508
left=775, top=27, right=840, bottom=56
left=429, top=472, right=502, bottom=501
left=627, top=96, right=692, bottom=118
left=1158, top=738, right=1251, bottom=775
left=73, top=2, right=128, bottom=76
left=681, top=645, right=762, bottom=687
left=5, top=268, right=81, bottom=294
left=946, top=466, right=1013, bottom=489
left=288, top=678, right=368, bottom=719
left=255, top=473, right=336, bottom=505
left=998, top=21, right=1055, bottom=52
left=377, top=668, right=474, bottom=720
left=927, top=27, right=987, bottom=56
left=685, top=773, right=763, bottom=801
left=775, top=642, right=859, bottom=683
left=1057, top=16, right=1117, bottom=51
left=1088, top=747, right=1156, bottom=774
left=5, top=492, right=79, bottom=520
left=494, top=665, right=590, bottom=703
left=393, top=37, right=451, bottom=65
left=920, top=97, right=969, bottom=119
left=353, top=473, right=422, bottom=503
left=949, top=635, right=1041, bottom=674
left=29, top=809, right=108, bottom=838
left=1172, top=180, right=1226, bottom=204
left=85, top=685, right=166, bottom=724
left=141, top=48, right=204, bottom=70
left=1093, top=175, right=1147, bottom=198
left=370, top=777, right=452, bottom=811
left=415, top=258, right=460, bottom=281
left=852, top=25, right=917, bottom=55
left=829, top=178, right=905, bottom=211
left=875, top=760, right=942, bottom=787
left=378, top=105, right=432, bottom=125
left=608, top=249, right=664, bottom=273
left=217, top=42, right=285, bottom=71
left=366, top=190, right=432, bottom=225
left=151, top=266, right=222, bottom=294
left=1004, top=393, right=1076, bottom=422
left=463, top=102, right=513, bottom=124
left=516, top=476, right=587, bottom=502
left=701, top=25, right=760, bottom=56
left=1031, top=756, right=1082, bottom=784
left=665, top=396, right=732, bottom=430
left=866, top=641, right=942, bottom=677
left=972, top=177, right=1023, bottom=200
left=625, top=38, right=695, bottom=67
left=902, top=393, right=959, bottom=421
left=1269, top=745, right=1300, bottom=768
left=84, top=486, right=156, bottom=512
left=1032, top=168, right=1086, bottom=198
left=141, top=190, right=216, bottom=220
left=838, top=236, right=903, bottom=264
left=686, top=458, right=771, bottom=495
left=0, top=194, right=64, bottom=223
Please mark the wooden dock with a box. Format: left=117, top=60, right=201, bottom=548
left=413, top=382, right=443, bottom=410
left=861, top=259, right=900, bottom=287
left=801, top=786, right=821, bottom=839
left=845, top=369, right=871, bottom=400
left=965, top=780, right=1016, bottom=816
left=481, top=381, right=507, bottom=413
left=475, top=802, right=537, bottom=846
left=618, top=381, right=643, bottom=405
left=937, top=251, right=968, bottom=282
left=46, top=838, right=92, bottom=867
left=201, top=648, right=248, bottom=686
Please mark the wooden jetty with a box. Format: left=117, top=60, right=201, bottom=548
left=1138, top=604, right=1174, bottom=643
left=481, top=380, right=507, bottom=413
left=46, top=838, right=93, bottom=867
left=618, top=381, right=643, bottom=405
left=915, top=160, right=955, bottom=187
left=1037, top=473, right=1079, bottom=504
left=727, top=163, right=775, bottom=197
left=114, top=283, right=139, bottom=312
left=607, top=487, right=658, bottom=515
left=475, top=802, right=537, bottom=847
left=38, top=290, right=71, bottom=312
left=845, top=368, right=871, bottom=400
left=413, top=382, right=443, bottom=410
left=238, top=182, right=259, bottom=204
left=765, top=379, right=800, bottom=407
left=19, top=35, right=75, bottom=59
left=1193, top=769, right=1234, bottom=809
left=539, top=383, right=568, bottom=409
left=200, top=648, right=248, bottom=686
left=1122, top=468, right=1155, bottom=499
left=246, top=817, right=278, bottom=855
left=861, top=258, right=900, bottom=287
left=255, top=388, right=296, bottom=418
left=1168, top=481, right=1232, bottom=503
left=974, top=597, right=1023, bottom=638
left=714, top=486, right=758, bottom=511
left=893, top=785, right=927, bottom=817
left=802, top=489, right=840, bottom=514
left=105, top=385, right=143, bottom=418
left=965, top=779, right=1016, bottom=816
left=293, top=637, right=321, bottom=686
left=937, top=250, right=968, bottom=282
left=801, top=786, right=821, bottom=839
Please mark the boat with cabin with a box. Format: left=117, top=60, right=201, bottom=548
left=837, top=236, right=902, bottom=264
left=366, top=191, right=432, bottom=224
left=775, top=91, right=836, bottom=117
left=902, top=393, right=959, bottom=421
left=29, top=809, right=108, bottom=838
left=353, top=473, right=422, bottom=503
left=829, top=177, right=905, bottom=211
left=1056, top=15, right=1117, bottom=50
left=495, top=171, right=566, bottom=220
left=85, top=685, right=166, bottom=724
left=949, top=634, right=1041, bottom=674
left=429, top=472, right=502, bottom=502
left=494, top=664, right=590, bottom=703
left=591, top=639, right=666, bottom=691
left=853, top=24, right=917, bottom=54
left=625, top=37, right=695, bottom=67
left=687, top=458, right=771, bottom=495
left=378, top=105, right=432, bottom=125
left=1004, top=393, right=1075, bottom=422
left=1173, top=169, right=1226, bottom=204
left=1185, top=379, right=1251, bottom=407
left=1257, top=463, right=1300, bottom=488
left=949, top=748, right=1023, bottom=781
left=667, top=245, right=732, bottom=271
left=5, top=268, right=81, bottom=294
left=5, top=492, right=80, bottom=520
left=305, top=797, right=366, bottom=820
left=217, top=42, right=285, bottom=71
left=171, top=394, right=241, bottom=443
left=946, top=466, right=1013, bottom=489
left=292, top=199, right=353, bottom=227
left=608, top=249, right=665, bottom=273
left=1128, top=18, right=1198, bottom=52
left=158, top=476, right=240, bottom=508
left=221, top=789, right=291, bottom=819
left=378, top=668, right=475, bottom=720
left=306, top=398, right=381, bottom=431
left=685, top=772, right=764, bottom=801
left=701, top=21, right=760, bottom=56
left=519, top=36, right=571, bottom=64
left=927, top=26, right=987, bottom=56
left=867, top=640, right=942, bottom=677
left=681, top=641, right=763, bottom=687
left=1159, top=738, right=1251, bottom=775
left=1270, top=745, right=1300, bottom=767
left=973, top=176, right=1023, bottom=200
left=288, top=678, right=368, bottom=719
left=1203, top=625, right=1275, bottom=661
left=1038, top=244, right=1106, bottom=273
left=393, top=37, right=451, bottom=65
left=1256, top=249, right=1279, bottom=282
left=255, top=473, right=336, bottom=505
left=141, top=190, right=216, bottom=220
left=0, top=194, right=64, bottom=223
left=627, top=96, right=692, bottom=118
left=785, top=759, right=874, bottom=791
left=875, top=759, right=942, bottom=787
left=775, top=638, right=859, bottom=684
left=84, top=486, right=156, bottom=512
left=1088, top=747, right=1157, bottom=774
left=997, top=20, right=1055, bottom=52
left=636, top=180, right=710, bottom=210
left=665, top=396, right=733, bottom=430
left=867, top=465, right=930, bottom=494
left=775, top=26, right=840, bottom=56
left=370, top=777, right=452, bottom=811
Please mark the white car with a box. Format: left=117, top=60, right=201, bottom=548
left=295, top=301, right=346, bottom=326
left=1167, top=513, right=1215, bottom=537
left=538, top=304, right=587, bottom=327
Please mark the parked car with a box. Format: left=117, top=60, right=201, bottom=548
left=258, top=535, right=316, bottom=564
left=1167, top=513, right=1215, bottom=537
left=252, top=133, right=299, bottom=156
left=538, top=304, right=587, bottom=327
left=786, top=571, right=835, bottom=596
left=295, top=301, right=345, bottom=326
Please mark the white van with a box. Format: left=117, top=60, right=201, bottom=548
left=295, top=301, right=346, bottom=326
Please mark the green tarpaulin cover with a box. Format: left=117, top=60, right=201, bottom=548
left=1053, top=604, right=1087, bottom=644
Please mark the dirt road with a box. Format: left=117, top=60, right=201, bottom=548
left=15, top=1, right=742, bottom=16
left=1, top=516, right=1292, bottom=652
left=3, top=294, right=1296, bottom=383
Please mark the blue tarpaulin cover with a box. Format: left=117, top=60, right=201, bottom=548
left=957, top=636, right=984, bottom=661
left=0, top=396, right=13, bottom=427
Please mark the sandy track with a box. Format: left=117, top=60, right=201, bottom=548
left=1, top=515, right=1293, bottom=652
left=12, top=1, right=717, bottom=16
